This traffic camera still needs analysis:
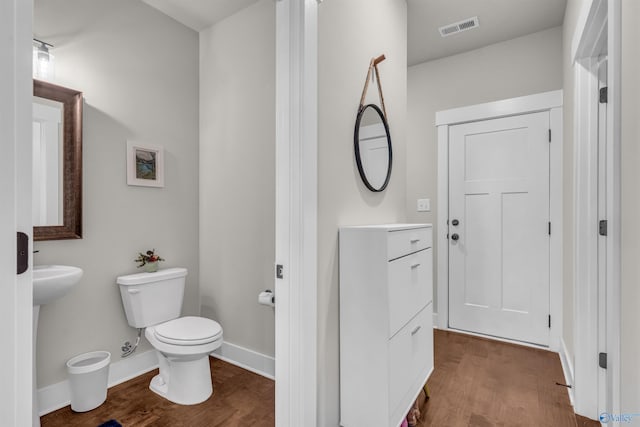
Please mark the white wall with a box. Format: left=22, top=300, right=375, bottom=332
left=317, top=0, right=407, bottom=424
left=33, top=0, right=199, bottom=387
left=199, top=0, right=276, bottom=358
left=620, top=0, right=640, bottom=411
left=406, top=27, right=563, bottom=314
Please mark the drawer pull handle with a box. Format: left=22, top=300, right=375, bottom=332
left=411, top=263, right=421, bottom=269
left=411, top=325, right=422, bottom=335
left=410, top=238, right=420, bottom=243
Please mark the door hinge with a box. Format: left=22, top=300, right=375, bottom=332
left=599, top=220, right=608, bottom=236
left=548, top=315, right=551, bottom=328
left=548, top=222, right=551, bottom=235
left=599, top=352, right=607, bottom=369
left=548, top=129, right=551, bottom=143
left=600, top=87, right=608, bottom=103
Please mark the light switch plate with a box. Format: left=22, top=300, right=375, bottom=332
left=417, top=198, right=430, bottom=212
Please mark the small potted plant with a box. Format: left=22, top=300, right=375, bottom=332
left=135, top=249, right=165, bottom=273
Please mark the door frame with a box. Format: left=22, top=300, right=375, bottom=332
left=274, top=0, right=318, bottom=425
left=1, top=0, right=34, bottom=424
left=20, top=0, right=321, bottom=424
left=6, top=0, right=321, bottom=424
left=435, top=90, right=564, bottom=352
left=571, top=0, right=621, bottom=420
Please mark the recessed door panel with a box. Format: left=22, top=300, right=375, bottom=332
left=464, top=128, right=528, bottom=182
left=502, top=191, right=535, bottom=314
left=463, top=193, right=497, bottom=308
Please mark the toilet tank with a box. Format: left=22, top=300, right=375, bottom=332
left=117, top=267, right=187, bottom=328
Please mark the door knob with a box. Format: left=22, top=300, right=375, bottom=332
left=451, top=219, right=459, bottom=226
left=451, top=233, right=459, bottom=241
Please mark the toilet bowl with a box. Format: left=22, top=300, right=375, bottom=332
left=145, top=316, right=223, bottom=404
left=117, top=268, right=224, bottom=405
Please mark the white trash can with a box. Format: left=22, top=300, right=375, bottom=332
left=66, top=351, right=111, bottom=412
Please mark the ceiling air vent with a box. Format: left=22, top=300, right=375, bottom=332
left=438, top=16, right=479, bottom=38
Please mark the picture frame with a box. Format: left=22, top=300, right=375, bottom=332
left=126, top=141, right=165, bottom=188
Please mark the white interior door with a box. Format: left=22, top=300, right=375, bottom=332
left=1, top=0, right=33, bottom=424
left=448, top=112, right=551, bottom=346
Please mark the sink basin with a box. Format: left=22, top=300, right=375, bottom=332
left=33, top=265, right=83, bottom=306
left=32, top=265, right=83, bottom=426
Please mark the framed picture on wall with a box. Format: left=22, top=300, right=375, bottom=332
left=126, top=141, right=165, bottom=188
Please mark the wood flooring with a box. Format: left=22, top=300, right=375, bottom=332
left=40, top=357, right=274, bottom=427
left=41, top=331, right=599, bottom=427
left=418, top=330, right=600, bottom=427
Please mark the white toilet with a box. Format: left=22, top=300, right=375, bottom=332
left=117, top=267, right=223, bottom=405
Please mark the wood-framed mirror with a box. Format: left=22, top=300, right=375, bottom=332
left=33, top=79, right=83, bottom=240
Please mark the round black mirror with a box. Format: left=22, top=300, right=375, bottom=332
left=354, top=104, right=392, bottom=192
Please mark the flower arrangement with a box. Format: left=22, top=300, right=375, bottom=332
left=135, top=249, right=165, bottom=270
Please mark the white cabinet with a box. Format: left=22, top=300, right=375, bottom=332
left=339, top=224, right=434, bottom=427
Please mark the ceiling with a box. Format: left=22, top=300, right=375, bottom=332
left=142, top=0, right=567, bottom=66
left=407, top=0, right=567, bottom=65
left=141, top=0, right=260, bottom=31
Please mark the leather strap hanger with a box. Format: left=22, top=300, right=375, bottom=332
left=358, top=54, right=387, bottom=120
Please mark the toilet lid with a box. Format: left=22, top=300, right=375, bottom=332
left=154, top=316, right=222, bottom=346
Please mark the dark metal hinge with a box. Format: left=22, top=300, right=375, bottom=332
left=599, top=352, right=607, bottom=369
left=599, top=220, right=608, bottom=236
left=600, top=87, right=608, bottom=103
left=548, top=315, right=551, bottom=328
left=548, top=129, right=551, bottom=143
left=548, top=222, right=551, bottom=236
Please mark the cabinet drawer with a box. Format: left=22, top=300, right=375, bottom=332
left=388, top=248, right=432, bottom=337
left=387, top=227, right=431, bottom=261
left=389, top=304, right=432, bottom=415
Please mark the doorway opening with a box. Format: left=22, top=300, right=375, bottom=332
left=447, top=111, right=551, bottom=346
left=572, top=0, right=621, bottom=419
left=436, top=90, right=564, bottom=352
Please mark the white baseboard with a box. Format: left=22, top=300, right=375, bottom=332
left=212, top=341, right=275, bottom=380
left=38, top=349, right=158, bottom=416
left=37, top=340, right=275, bottom=417
left=559, top=337, right=575, bottom=406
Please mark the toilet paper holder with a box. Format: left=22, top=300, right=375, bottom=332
left=258, top=289, right=275, bottom=307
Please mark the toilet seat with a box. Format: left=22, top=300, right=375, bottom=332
left=153, top=316, right=222, bottom=346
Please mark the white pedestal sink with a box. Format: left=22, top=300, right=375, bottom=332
left=34, top=265, right=83, bottom=306
left=33, top=265, right=83, bottom=427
